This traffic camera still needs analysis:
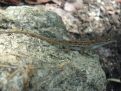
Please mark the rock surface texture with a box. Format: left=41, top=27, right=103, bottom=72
left=0, top=6, right=106, bottom=91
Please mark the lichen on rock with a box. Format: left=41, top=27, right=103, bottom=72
left=0, top=6, right=106, bottom=91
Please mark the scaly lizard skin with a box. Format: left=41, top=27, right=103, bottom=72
left=0, top=29, right=113, bottom=47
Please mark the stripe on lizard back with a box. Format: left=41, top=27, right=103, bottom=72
left=0, top=28, right=114, bottom=46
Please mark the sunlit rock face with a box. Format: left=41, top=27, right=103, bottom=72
left=42, top=0, right=121, bottom=36
left=0, top=6, right=106, bottom=91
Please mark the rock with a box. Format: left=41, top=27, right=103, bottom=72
left=0, top=0, right=21, bottom=5
left=0, top=6, right=106, bottom=91
left=4, top=6, right=68, bottom=40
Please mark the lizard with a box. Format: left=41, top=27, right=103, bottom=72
left=0, top=28, right=114, bottom=49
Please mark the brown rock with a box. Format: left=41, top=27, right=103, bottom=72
left=0, top=0, right=21, bottom=5
left=116, top=0, right=121, bottom=3
left=25, top=0, right=50, bottom=4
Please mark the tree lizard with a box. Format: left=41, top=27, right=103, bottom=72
left=0, top=28, right=114, bottom=50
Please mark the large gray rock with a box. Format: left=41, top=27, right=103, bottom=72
left=0, top=6, right=106, bottom=91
